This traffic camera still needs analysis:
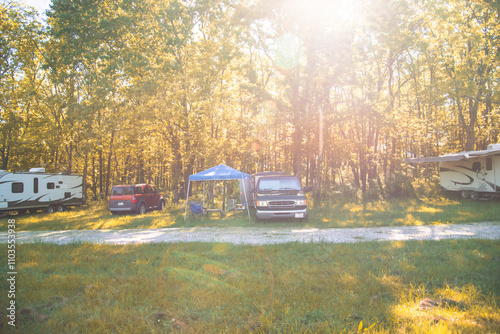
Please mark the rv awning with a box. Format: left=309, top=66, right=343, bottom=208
left=406, top=146, right=500, bottom=163
left=405, top=154, right=467, bottom=163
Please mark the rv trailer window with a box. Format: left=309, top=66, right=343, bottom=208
left=12, top=182, right=24, bottom=193
left=472, top=162, right=481, bottom=172
left=47, top=182, right=55, bottom=190
left=34, top=178, right=39, bottom=193
left=486, top=158, right=492, bottom=171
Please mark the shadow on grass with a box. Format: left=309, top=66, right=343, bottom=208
left=1, top=197, right=499, bottom=231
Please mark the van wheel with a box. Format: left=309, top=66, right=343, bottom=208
left=46, top=206, right=54, bottom=214
left=138, top=203, right=147, bottom=215
left=470, top=191, right=480, bottom=201
left=55, top=204, right=64, bottom=212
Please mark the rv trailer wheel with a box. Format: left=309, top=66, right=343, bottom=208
left=461, top=190, right=470, bottom=199
left=55, top=204, right=64, bottom=212
left=470, top=191, right=480, bottom=201
left=45, top=206, right=54, bottom=214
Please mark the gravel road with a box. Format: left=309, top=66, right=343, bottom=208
left=2, top=222, right=499, bottom=245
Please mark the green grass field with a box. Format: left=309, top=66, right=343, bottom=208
left=0, top=240, right=498, bottom=333
left=2, top=196, right=499, bottom=231
left=1, top=197, right=499, bottom=332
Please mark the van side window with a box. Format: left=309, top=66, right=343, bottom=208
left=486, top=158, right=492, bottom=171
left=47, top=182, right=55, bottom=190
left=12, top=182, right=24, bottom=193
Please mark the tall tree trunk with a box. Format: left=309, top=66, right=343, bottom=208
left=92, top=155, right=97, bottom=200
left=83, top=153, right=88, bottom=204
left=105, top=129, right=115, bottom=197
left=99, top=147, right=103, bottom=197
left=66, top=142, right=73, bottom=174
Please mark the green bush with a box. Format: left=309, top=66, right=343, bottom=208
left=412, top=175, right=441, bottom=198
left=384, top=173, right=416, bottom=199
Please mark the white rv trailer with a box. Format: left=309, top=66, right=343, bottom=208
left=406, top=143, right=500, bottom=200
left=0, top=168, right=85, bottom=214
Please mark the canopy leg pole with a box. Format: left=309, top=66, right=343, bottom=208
left=184, top=180, right=191, bottom=220
left=223, top=181, right=226, bottom=212
left=242, top=178, right=250, bottom=219
left=203, top=182, right=205, bottom=208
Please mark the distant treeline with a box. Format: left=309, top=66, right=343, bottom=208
left=1, top=0, right=498, bottom=201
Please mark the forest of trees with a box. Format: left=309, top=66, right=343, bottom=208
left=1, top=0, right=499, bottom=202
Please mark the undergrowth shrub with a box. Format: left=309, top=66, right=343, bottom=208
left=384, top=173, right=416, bottom=199
left=411, top=175, right=441, bottom=198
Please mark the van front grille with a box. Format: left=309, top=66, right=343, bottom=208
left=268, top=201, right=295, bottom=208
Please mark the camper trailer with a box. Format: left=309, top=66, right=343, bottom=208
left=406, top=144, right=500, bottom=200
left=0, top=168, right=85, bottom=214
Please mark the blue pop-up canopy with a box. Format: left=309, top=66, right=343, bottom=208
left=184, top=165, right=251, bottom=219
left=189, top=164, right=250, bottom=181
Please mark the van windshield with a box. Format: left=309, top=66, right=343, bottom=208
left=111, top=187, right=133, bottom=195
left=258, top=177, right=302, bottom=191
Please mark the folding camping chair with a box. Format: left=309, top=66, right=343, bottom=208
left=227, top=199, right=247, bottom=217
left=189, top=201, right=206, bottom=220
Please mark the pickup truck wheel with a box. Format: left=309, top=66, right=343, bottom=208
left=138, top=202, right=147, bottom=215
left=157, top=200, right=165, bottom=211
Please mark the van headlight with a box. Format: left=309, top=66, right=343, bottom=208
left=256, top=201, right=268, bottom=207
left=296, top=199, right=307, bottom=206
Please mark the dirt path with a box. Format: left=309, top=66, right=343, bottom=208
left=1, top=222, right=499, bottom=245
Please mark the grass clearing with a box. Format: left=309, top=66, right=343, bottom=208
left=2, top=197, right=499, bottom=231
left=0, top=240, right=498, bottom=333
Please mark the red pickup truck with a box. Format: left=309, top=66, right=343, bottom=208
left=109, top=184, right=165, bottom=215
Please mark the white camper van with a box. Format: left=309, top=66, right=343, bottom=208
left=406, top=144, right=500, bottom=200
left=0, top=168, right=85, bottom=214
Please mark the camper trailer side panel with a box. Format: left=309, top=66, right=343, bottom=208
left=494, top=155, right=500, bottom=191
left=0, top=172, right=84, bottom=212
left=439, top=157, right=498, bottom=194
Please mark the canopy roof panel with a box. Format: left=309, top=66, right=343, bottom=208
left=189, top=164, right=250, bottom=181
